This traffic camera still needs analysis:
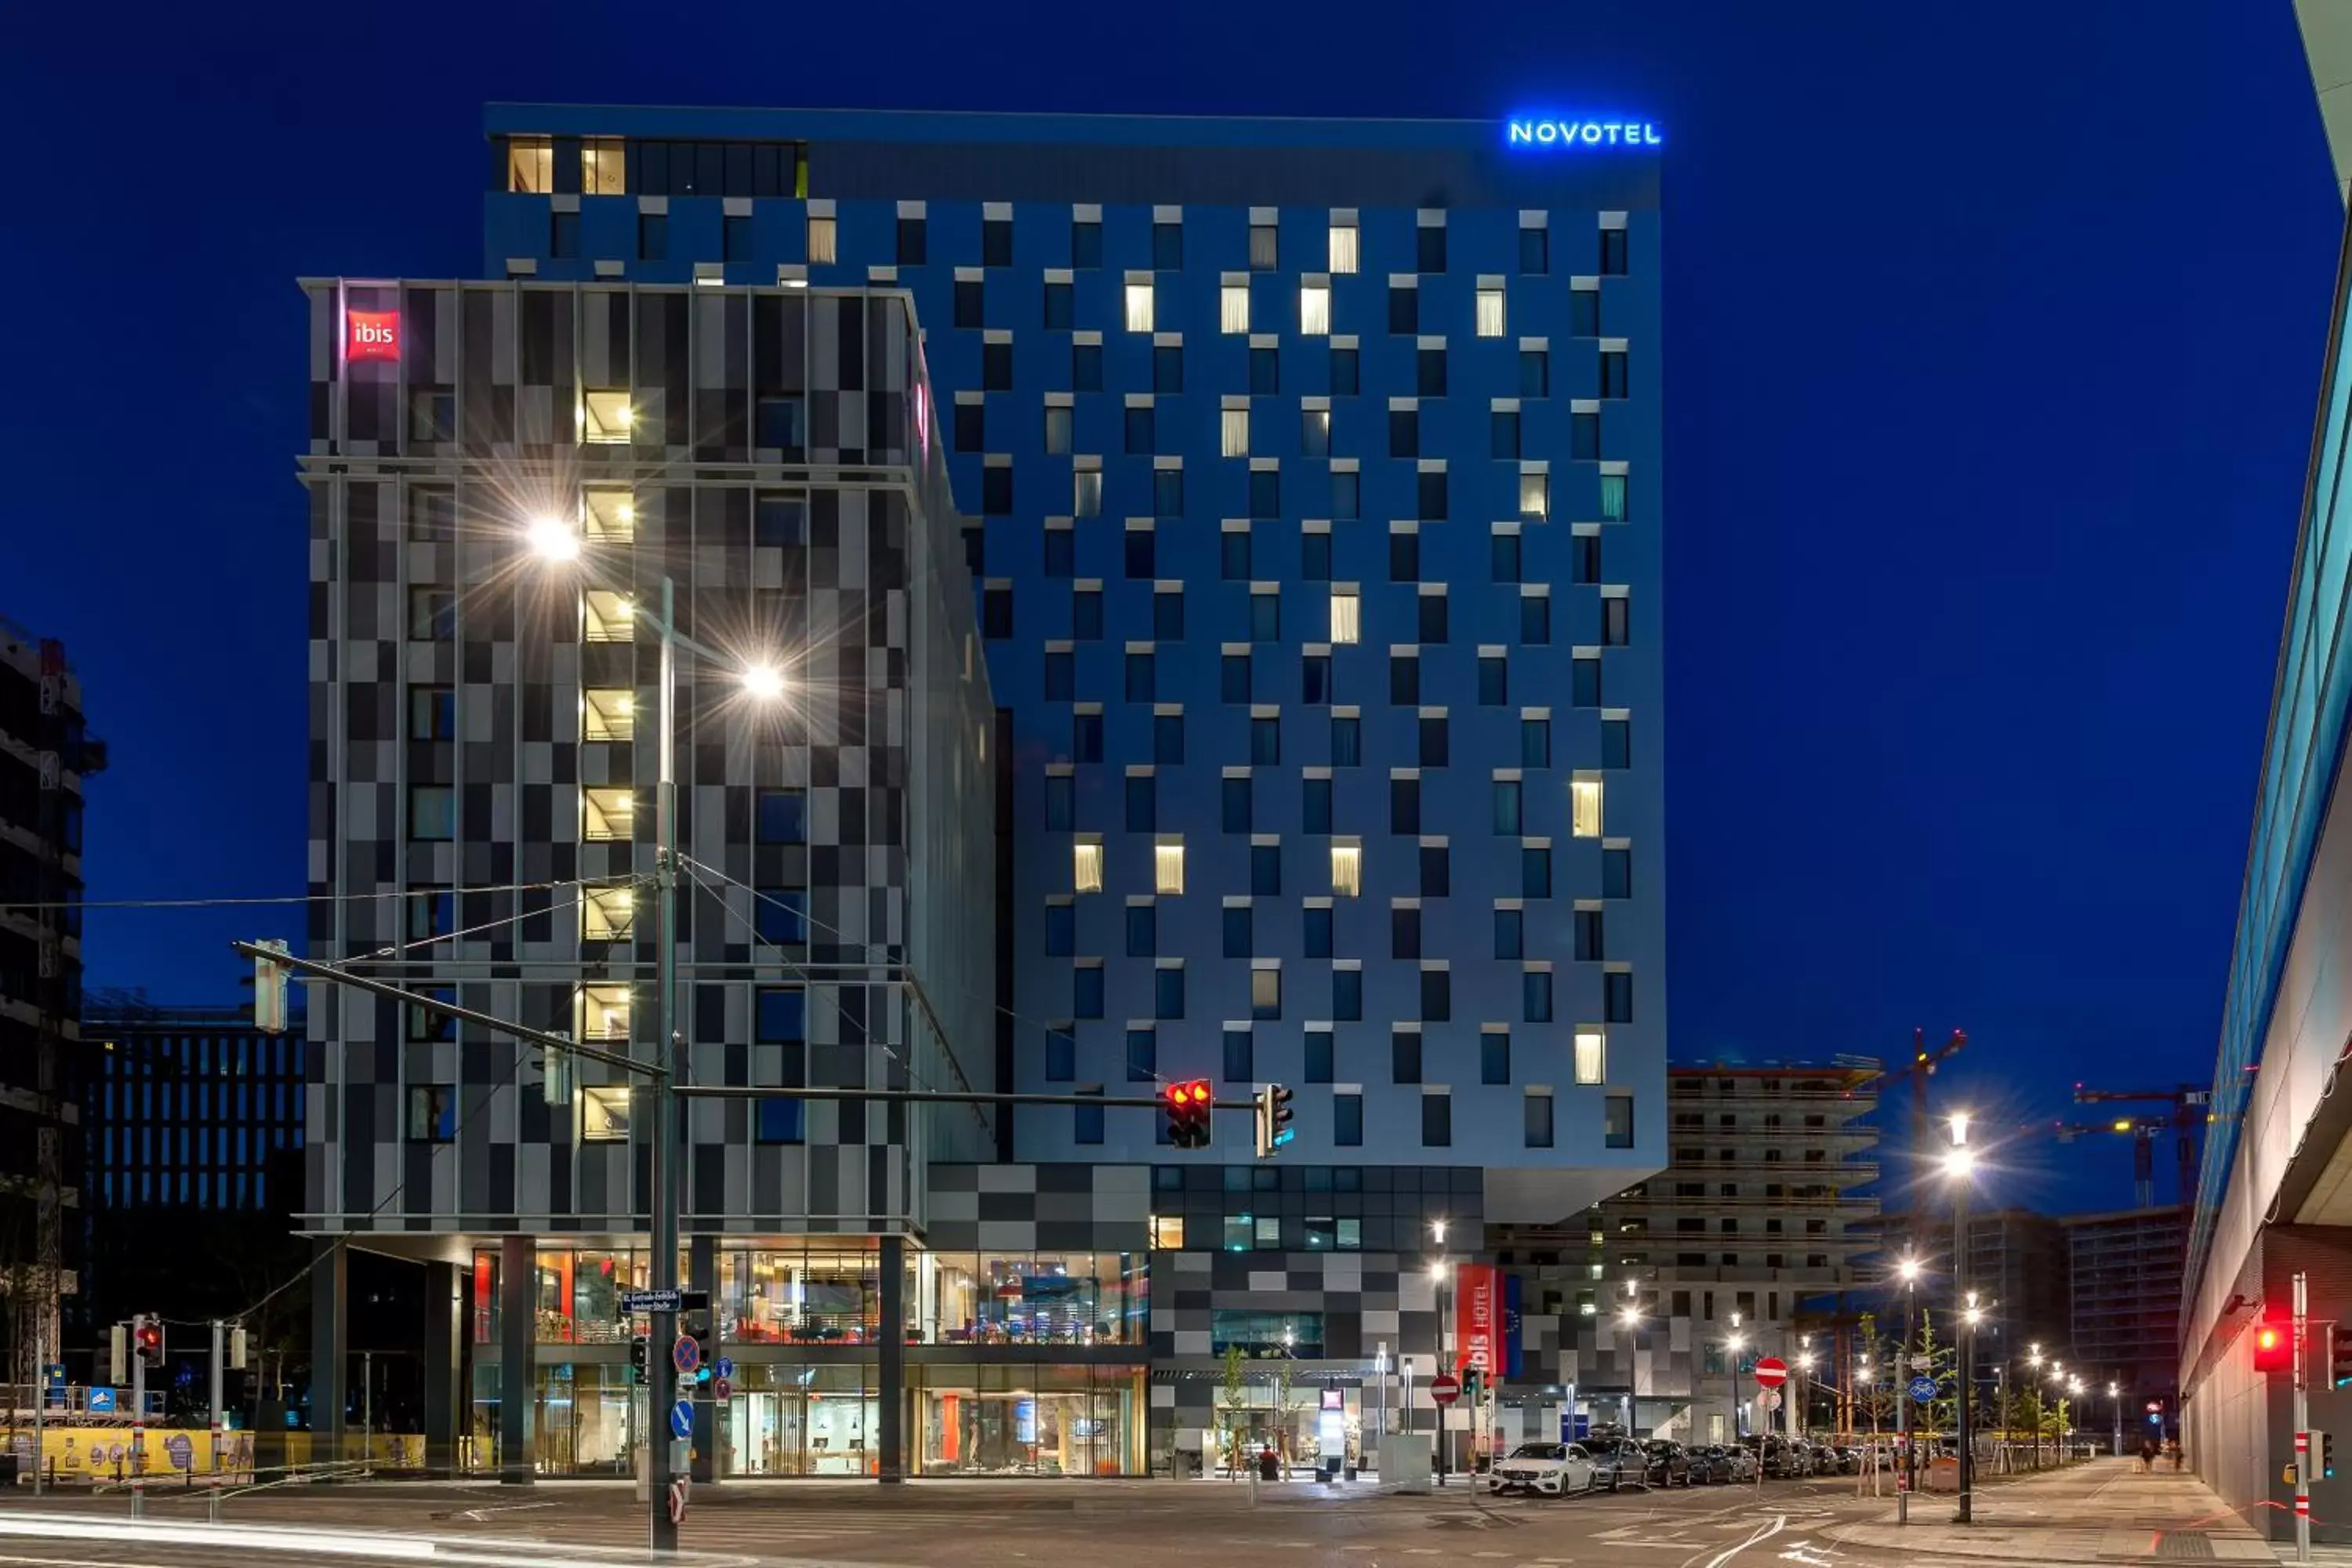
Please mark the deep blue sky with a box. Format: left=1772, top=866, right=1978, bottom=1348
left=4, top=2, right=2338, bottom=1210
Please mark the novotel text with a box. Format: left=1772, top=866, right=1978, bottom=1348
left=1508, top=119, right=1661, bottom=148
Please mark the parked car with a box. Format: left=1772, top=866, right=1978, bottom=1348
left=1642, top=1439, right=1696, bottom=1487
left=1809, top=1443, right=1842, bottom=1476
left=1488, top=1441, right=1598, bottom=1497
left=1830, top=1445, right=1864, bottom=1475
left=1585, top=1436, right=1646, bottom=1490
left=1759, top=1436, right=1810, bottom=1478
left=1690, top=1444, right=1744, bottom=1484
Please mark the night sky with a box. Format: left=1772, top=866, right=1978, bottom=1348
left=5, top=2, right=2337, bottom=1213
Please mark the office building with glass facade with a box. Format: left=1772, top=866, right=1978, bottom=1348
left=303, top=106, right=1666, bottom=1479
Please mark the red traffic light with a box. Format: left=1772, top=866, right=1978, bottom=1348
left=1165, top=1079, right=1214, bottom=1149
left=2254, top=1322, right=2292, bottom=1373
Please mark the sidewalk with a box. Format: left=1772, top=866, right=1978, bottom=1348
left=1824, top=1457, right=2276, bottom=1563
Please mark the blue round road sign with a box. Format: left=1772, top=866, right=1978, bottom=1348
left=669, top=1399, right=694, bottom=1439
left=714, top=1356, right=734, bottom=1380
left=673, top=1334, right=701, bottom=1377
left=1908, top=1375, right=1937, bottom=1403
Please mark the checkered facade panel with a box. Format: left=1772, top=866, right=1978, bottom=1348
left=299, top=280, right=994, bottom=1238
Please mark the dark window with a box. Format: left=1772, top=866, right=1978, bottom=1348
left=1125, top=771, right=1156, bottom=830
left=1520, top=227, right=1549, bottom=274
left=755, top=492, right=807, bottom=544
left=1572, top=411, right=1600, bottom=459
left=1073, top=220, right=1103, bottom=267
left=1153, top=969, right=1185, bottom=1022
left=1127, top=903, right=1157, bottom=957
left=1044, top=774, right=1073, bottom=829
left=1600, top=229, right=1628, bottom=275
left=1125, top=528, right=1156, bottom=579
left=954, top=279, right=984, bottom=329
left=1249, top=466, right=1279, bottom=518
left=1045, top=1029, right=1076, bottom=1081
left=1417, top=468, right=1447, bottom=521
left=1601, top=350, right=1629, bottom=399
left=1573, top=531, right=1602, bottom=584
left=1604, top=847, right=1633, bottom=899
left=1479, top=654, right=1508, bottom=706
left=1251, top=716, right=1281, bottom=765
left=410, top=686, right=456, bottom=740
left=954, top=401, right=985, bottom=452
left=1075, top=964, right=1105, bottom=1018
left=1155, top=712, right=1185, bottom=764
left=1606, top=1092, right=1635, bottom=1148
left=1603, top=717, right=1632, bottom=769
left=1222, top=652, right=1252, bottom=706
left=1223, top=775, right=1251, bottom=833
left=1390, top=530, right=1420, bottom=583
left=1153, top=221, right=1183, bottom=269
left=1417, top=225, right=1446, bottom=271
left=1605, top=596, right=1632, bottom=646
left=1420, top=844, right=1450, bottom=898
left=1301, top=653, right=1332, bottom=705
left=1302, top=531, right=1332, bottom=581
left=1392, top=1030, right=1422, bottom=1083
left=1576, top=908, right=1606, bottom=962
left=1251, top=844, right=1282, bottom=896
left=982, top=340, right=1012, bottom=391
left=1044, top=528, right=1075, bottom=579
left=1494, top=779, right=1522, bottom=835
left=1154, top=467, right=1183, bottom=517
left=724, top=214, right=752, bottom=263
left=1391, top=775, right=1421, bottom=835
left=1392, top=906, right=1421, bottom=960
left=1606, top=971, right=1635, bottom=1022
left=1521, top=349, right=1550, bottom=397
left=1154, top=343, right=1183, bottom=394
left=982, top=466, right=1013, bottom=516
left=1333, top=468, right=1359, bottom=520
left=1125, top=405, right=1156, bottom=455
left=1073, top=589, right=1104, bottom=641
left=1043, top=650, right=1073, bottom=699
left=1303, top=776, right=1333, bottom=833
left=1334, top=1092, right=1363, bottom=1145
left=1221, top=528, right=1252, bottom=580
left=1073, top=341, right=1103, bottom=391
left=1331, top=714, right=1361, bottom=767
left=550, top=211, right=581, bottom=259
left=1224, top=1028, right=1254, bottom=1083
left=1418, top=593, right=1448, bottom=643
left=1523, top=846, right=1552, bottom=899
left=1073, top=711, right=1102, bottom=761
left=1524, top=969, right=1555, bottom=1023
left=1522, top=717, right=1551, bottom=768
left=757, top=889, right=811, bottom=943
left=637, top=213, right=667, bottom=261
left=1418, top=715, right=1448, bottom=768
left=1124, top=651, right=1154, bottom=704
left=1045, top=903, right=1075, bottom=956
left=1523, top=593, right=1552, bottom=644
left=1572, top=288, right=1601, bottom=336
left=756, top=1098, right=805, bottom=1145
left=1250, top=590, right=1280, bottom=641
left=1251, top=345, right=1279, bottom=394
left=897, top=216, right=927, bottom=265
left=982, top=216, right=1013, bottom=267
left=1420, top=967, right=1450, bottom=1022
left=1044, top=281, right=1073, bottom=328
left=1422, top=1092, right=1452, bottom=1148
left=1417, top=347, right=1447, bottom=397
left=982, top=586, right=1012, bottom=640
left=1388, top=285, right=1417, bottom=335
left=1493, top=531, right=1523, bottom=583
left=1304, top=905, right=1333, bottom=959
left=1224, top=905, right=1254, bottom=960
left=1573, top=655, right=1602, bottom=706
left=1154, top=590, right=1185, bottom=641
left=1075, top=1089, right=1105, bottom=1146
left=1390, top=652, right=1420, bottom=706
left=1483, top=1032, right=1512, bottom=1085
left=756, top=788, right=808, bottom=844
left=1494, top=906, right=1524, bottom=960
left=1491, top=410, right=1520, bottom=460
left=1331, top=346, right=1359, bottom=396
left=1334, top=968, right=1363, bottom=1021
left=1526, top=1093, right=1555, bottom=1149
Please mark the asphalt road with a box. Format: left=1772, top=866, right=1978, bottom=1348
left=0, top=1474, right=1964, bottom=1568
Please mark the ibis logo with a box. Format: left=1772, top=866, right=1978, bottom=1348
left=347, top=310, right=401, bottom=362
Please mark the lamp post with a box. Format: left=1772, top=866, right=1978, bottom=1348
left=1430, top=1219, right=1451, bottom=1486
left=2107, top=1381, right=2121, bottom=1458
left=533, top=518, right=783, bottom=1549
left=1617, top=1301, right=1641, bottom=1439
left=1798, top=1343, right=1817, bottom=1444
left=1726, top=1317, right=1744, bottom=1448
left=1897, top=1254, right=1921, bottom=1524
left=1946, top=1116, right=1976, bottom=1526
left=2025, top=1347, right=2043, bottom=1469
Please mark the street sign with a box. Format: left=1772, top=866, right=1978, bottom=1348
left=714, top=1356, right=734, bottom=1380
left=1909, top=1376, right=1937, bottom=1403
left=714, top=1376, right=732, bottom=1401
left=669, top=1399, right=695, bottom=1439
left=1431, top=1372, right=1461, bottom=1406
left=1753, top=1356, right=1788, bottom=1389
left=673, top=1334, right=702, bottom=1377
left=86, top=1388, right=116, bottom=1414
left=621, top=1289, right=713, bottom=1315
left=1760, top=1390, right=1782, bottom=1411
left=1909, top=1355, right=1931, bottom=1371
left=666, top=1478, right=689, bottom=1525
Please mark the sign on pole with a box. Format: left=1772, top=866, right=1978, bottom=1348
left=1430, top=1372, right=1461, bottom=1406
left=669, top=1400, right=695, bottom=1440
left=1909, top=1375, right=1937, bottom=1403
left=673, top=1335, right=702, bottom=1377
left=1753, top=1356, right=1789, bottom=1389
left=714, top=1376, right=733, bottom=1401
left=714, top=1356, right=734, bottom=1381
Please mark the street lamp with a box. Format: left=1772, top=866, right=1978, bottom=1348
left=1896, top=1253, right=1922, bottom=1522
left=2107, top=1381, right=2121, bottom=1458
left=531, top=518, right=784, bottom=1547
left=1727, top=1326, right=1745, bottom=1445
left=1428, top=1226, right=1453, bottom=1486
left=1945, top=1116, right=1977, bottom=1525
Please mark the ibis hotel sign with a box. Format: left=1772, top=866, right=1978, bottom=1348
left=1508, top=118, right=1662, bottom=148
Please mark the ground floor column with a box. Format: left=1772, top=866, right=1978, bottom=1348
left=498, top=1235, right=532, bottom=1484
left=421, top=1259, right=460, bottom=1475
left=690, top=1235, right=717, bottom=1484
left=310, top=1239, right=347, bottom=1465
left=879, top=1233, right=905, bottom=1483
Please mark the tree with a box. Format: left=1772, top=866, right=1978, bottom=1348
left=1218, top=1344, right=1250, bottom=1479
left=1851, top=1312, right=1896, bottom=1437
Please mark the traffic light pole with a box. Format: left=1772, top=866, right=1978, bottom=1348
left=649, top=577, right=682, bottom=1555
left=2296, top=1270, right=2311, bottom=1566
left=130, top=1337, right=146, bottom=1519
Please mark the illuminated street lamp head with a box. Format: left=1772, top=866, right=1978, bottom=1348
left=1944, top=1146, right=1977, bottom=1178
left=1798, top=1352, right=1815, bottom=1370
left=1949, top=1111, right=1971, bottom=1147
left=1617, top=1305, right=1639, bottom=1327
left=1898, top=1256, right=1922, bottom=1283
left=528, top=516, right=582, bottom=562
left=2107, top=1381, right=2118, bottom=1396
left=1727, top=1334, right=1744, bottom=1352
left=1431, top=1219, right=1448, bottom=1247
left=740, top=664, right=786, bottom=701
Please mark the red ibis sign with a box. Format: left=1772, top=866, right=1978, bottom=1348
left=347, top=309, right=401, bottom=362
left=1753, top=1356, right=1789, bottom=1389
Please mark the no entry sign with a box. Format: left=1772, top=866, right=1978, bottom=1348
left=1753, top=1356, right=1788, bottom=1389
left=1431, top=1372, right=1461, bottom=1406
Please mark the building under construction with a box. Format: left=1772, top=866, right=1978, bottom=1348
left=0, top=618, right=102, bottom=1381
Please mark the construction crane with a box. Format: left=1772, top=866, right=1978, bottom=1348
left=2049, top=1116, right=2174, bottom=1207
left=1849, top=1028, right=1967, bottom=1252
left=2069, top=1083, right=2210, bottom=1207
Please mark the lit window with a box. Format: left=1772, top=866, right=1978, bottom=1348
left=506, top=136, right=554, bottom=193
left=1156, top=841, right=1186, bottom=895
left=1221, top=283, right=1250, bottom=334
left=582, top=590, right=635, bottom=643
left=579, top=985, right=631, bottom=1042
left=579, top=391, right=631, bottom=445
left=1151, top=1215, right=1185, bottom=1249
left=581, top=1086, right=631, bottom=1142
left=582, top=884, right=635, bottom=942
left=1519, top=473, right=1549, bottom=521
left=1476, top=285, right=1506, bottom=338
left=1330, top=843, right=1362, bottom=898
left=1074, top=468, right=1103, bottom=517
left=581, top=138, right=626, bottom=195
left=1301, top=283, right=1331, bottom=336
left=1074, top=839, right=1105, bottom=894
left=1330, top=587, right=1359, bottom=644
left=1125, top=282, right=1155, bottom=332
left=1251, top=967, right=1282, bottom=1018
left=1222, top=408, right=1250, bottom=459
left=1576, top=1029, right=1607, bottom=1086
left=1572, top=778, right=1604, bottom=838
left=582, top=786, right=635, bottom=842
left=1329, top=222, right=1359, bottom=274
left=583, top=488, right=635, bottom=543
left=808, top=215, right=837, bottom=265
left=581, top=688, right=633, bottom=742
left=1250, top=224, right=1279, bottom=269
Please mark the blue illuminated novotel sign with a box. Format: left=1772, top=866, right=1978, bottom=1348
left=1508, top=118, right=1662, bottom=148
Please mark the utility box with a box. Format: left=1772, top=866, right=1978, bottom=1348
left=1385, top=1433, right=1434, bottom=1490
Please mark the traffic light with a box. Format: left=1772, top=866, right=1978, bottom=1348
left=107, top=1323, right=125, bottom=1387
left=2255, top=1321, right=2292, bottom=1374
left=1463, top=1367, right=1483, bottom=1400
left=629, top=1334, right=649, bottom=1383
left=2332, top=1326, right=2352, bottom=1389
left=254, top=940, right=290, bottom=1034
left=131, top=1313, right=163, bottom=1369
left=690, top=1330, right=713, bottom=1386
left=1254, top=1083, right=1295, bottom=1157
left=1165, top=1079, right=1214, bottom=1149
left=2324, top=1430, right=2338, bottom=1481
left=229, top=1327, right=249, bottom=1372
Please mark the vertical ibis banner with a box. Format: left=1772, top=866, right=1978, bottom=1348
left=1457, top=1263, right=1500, bottom=1375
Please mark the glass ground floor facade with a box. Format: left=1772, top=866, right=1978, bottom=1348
left=464, top=1355, right=1147, bottom=1477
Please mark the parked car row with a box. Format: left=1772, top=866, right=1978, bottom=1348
left=1489, top=1436, right=1888, bottom=1497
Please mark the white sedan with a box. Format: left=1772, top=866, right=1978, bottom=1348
left=1489, top=1441, right=1599, bottom=1496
